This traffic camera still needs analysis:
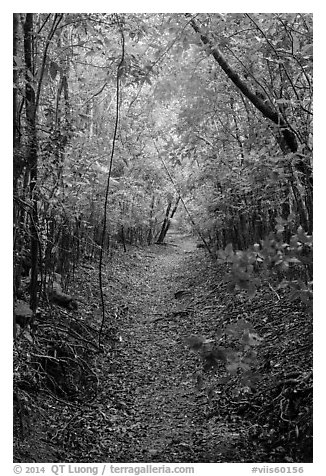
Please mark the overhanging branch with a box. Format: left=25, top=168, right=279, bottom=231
left=187, top=15, right=298, bottom=154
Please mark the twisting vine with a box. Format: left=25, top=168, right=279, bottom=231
left=98, top=15, right=125, bottom=348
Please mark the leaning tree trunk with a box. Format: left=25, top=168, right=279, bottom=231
left=187, top=15, right=312, bottom=232
left=156, top=201, right=172, bottom=244
left=166, top=195, right=180, bottom=231
left=156, top=196, right=181, bottom=244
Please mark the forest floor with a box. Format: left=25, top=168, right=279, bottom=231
left=14, top=232, right=312, bottom=463
left=91, top=231, right=251, bottom=463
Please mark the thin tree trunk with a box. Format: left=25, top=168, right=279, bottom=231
left=120, top=225, right=127, bottom=252
left=156, top=201, right=172, bottom=244
left=147, top=194, right=156, bottom=244
left=13, top=14, right=19, bottom=150
left=13, top=13, right=22, bottom=301
left=24, top=13, right=39, bottom=312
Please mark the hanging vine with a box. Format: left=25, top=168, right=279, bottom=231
left=98, top=15, right=125, bottom=348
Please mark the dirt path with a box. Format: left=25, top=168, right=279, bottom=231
left=14, top=231, right=312, bottom=463
left=105, top=233, right=198, bottom=461
left=101, top=232, right=241, bottom=462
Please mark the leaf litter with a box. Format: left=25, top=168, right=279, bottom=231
left=14, top=232, right=312, bottom=463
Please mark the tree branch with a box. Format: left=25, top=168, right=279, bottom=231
left=187, top=15, right=298, bottom=154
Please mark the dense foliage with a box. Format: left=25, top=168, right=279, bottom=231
left=13, top=13, right=312, bottom=464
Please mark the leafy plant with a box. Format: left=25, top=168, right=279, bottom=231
left=217, top=220, right=312, bottom=308
left=187, top=318, right=263, bottom=393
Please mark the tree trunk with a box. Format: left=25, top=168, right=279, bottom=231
left=156, top=196, right=181, bottom=244
left=24, top=13, right=39, bottom=312
left=187, top=15, right=312, bottom=232
left=188, top=18, right=296, bottom=146
left=156, top=201, right=172, bottom=244
left=120, top=225, right=127, bottom=252
left=13, top=14, right=19, bottom=150
left=147, top=194, right=156, bottom=245
left=13, top=13, right=22, bottom=297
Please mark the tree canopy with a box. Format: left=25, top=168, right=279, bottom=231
left=13, top=12, right=313, bottom=465
left=14, top=13, right=312, bottom=287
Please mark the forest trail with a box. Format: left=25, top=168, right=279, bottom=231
left=101, top=232, right=242, bottom=462
left=14, top=230, right=312, bottom=463
left=14, top=13, right=313, bottom=464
